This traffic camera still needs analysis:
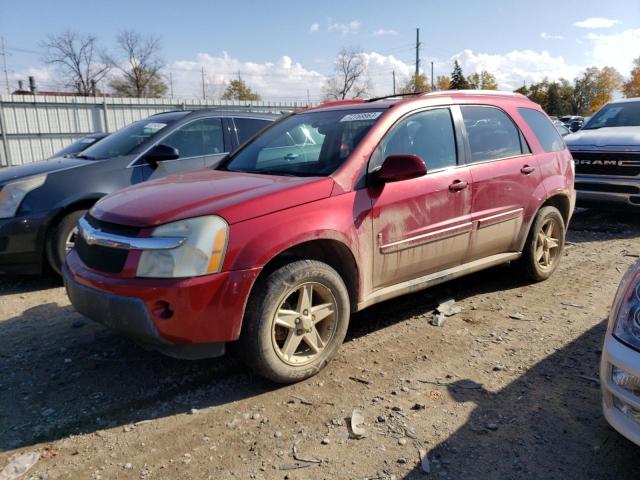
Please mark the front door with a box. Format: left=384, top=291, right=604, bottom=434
left=137, top=117, right=228, bottom=182
left=369, top=107, right=473, bottom=289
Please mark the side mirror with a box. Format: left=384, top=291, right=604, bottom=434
left=145, top=144, right=179, bottom=169
left=570, top=120, right=582, bottom=132
left=372, top=154, right=427, bottom=183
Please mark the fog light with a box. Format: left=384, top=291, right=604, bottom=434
left=153, top=300, right=174, bottom=320
left=613, top=397, right=640, bottom=422
left=612, top=367, right=640, bottom=395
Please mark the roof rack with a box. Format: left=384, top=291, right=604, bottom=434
left=421, top=90, right=528, bottom=99
left=365, top=92, right=424, bottom=102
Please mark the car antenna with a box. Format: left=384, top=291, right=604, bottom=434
left=365, top=92, right=426, bottom=102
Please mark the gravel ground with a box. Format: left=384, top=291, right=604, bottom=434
left=1, top=209, right=639, bottom=480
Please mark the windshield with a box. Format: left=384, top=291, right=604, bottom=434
left=51, top=134, right=106, bottom=158
left=583, top=102, right=640, bottom=129
left=79, top=112, right=189, bottom=160
left=222, top=109, right=385, bottom=176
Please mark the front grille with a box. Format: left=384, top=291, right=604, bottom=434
left=572, top=151, right=640, bottom=177
left=575, top=182, right=640, bottom=194
left=75, top=215, right=141, bottom=274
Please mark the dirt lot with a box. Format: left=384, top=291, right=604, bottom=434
left=1, top=209, right=639, bottom=480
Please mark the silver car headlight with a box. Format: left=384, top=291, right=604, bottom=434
left=136, top=215, right=229, bottom=278
left=612, top=260, right=640, bottom=351
left=0, top=174, right=47, bottom=219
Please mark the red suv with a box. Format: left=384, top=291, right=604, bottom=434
left=64, top=91, right=575, bottom=383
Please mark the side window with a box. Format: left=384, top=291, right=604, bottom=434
left=372, top=108, right=457, bottom=171
left=160, top=118, right=224, bottom=158
left=234, top=118, right=271, bottom=144
left=460, top=106, right=524, bottom=162
left=517, top=108, right=565, bottom=152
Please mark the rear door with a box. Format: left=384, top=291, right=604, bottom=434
left=460, top=105, right=541, bottom=261
left=369, top=107, right=473, bottom=289
left=138, top=117, right=228, bottom=181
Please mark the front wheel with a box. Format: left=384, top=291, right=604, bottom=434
left=239, top=260, right=350, bottom=383
left=46, top=209, right=87, bottom=275
left=518, top=206, right=565, bottom=282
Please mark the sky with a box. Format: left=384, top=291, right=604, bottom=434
left=1, top=0, right=639, bottom=101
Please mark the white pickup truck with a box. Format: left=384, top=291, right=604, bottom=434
left=565, top=98, right=640, bottom=209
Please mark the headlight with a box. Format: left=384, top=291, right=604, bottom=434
left=136, top=215, right=229, bottom=278
left=612, top=260, right=640, bottom=351
left=0, top=174, right=47, bottom=219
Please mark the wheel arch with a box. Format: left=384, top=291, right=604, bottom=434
left=249, top=238, right=360, bottom=313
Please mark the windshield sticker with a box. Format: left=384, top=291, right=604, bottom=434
left=143, top=122, right=167, bottom=133
left=339, top=112, right=382, bottom=122
left=80, top=138, right=97, bottom=144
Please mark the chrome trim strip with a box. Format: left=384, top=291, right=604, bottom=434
left=78, top=217, right=185, bottom=251
left=380, top=222, right=473, bottom=253
left=477, top=208, right=523, bottom=229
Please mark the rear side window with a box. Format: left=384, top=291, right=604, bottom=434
left=461, top=106, right=525, bottom=162
left=234, top=118, right=272, bottom=144
left=518, top=108, right=565, bottom=152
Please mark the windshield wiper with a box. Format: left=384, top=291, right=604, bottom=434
left=75, top=154, right=96, bottom=160
left=228, top=168, right=307, bottom=177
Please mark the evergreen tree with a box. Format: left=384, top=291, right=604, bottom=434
left=449, top=60, right=469, bottom=90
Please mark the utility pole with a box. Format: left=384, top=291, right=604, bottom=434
left=392, top=70, right=396, bottom=95
left=431, top=61, right=434, bottom=90
left=169, top=71, right=174, bottom=98
left=1, top=37, right=10, bottom=95
left=201, top=66, right=206, bottom=100
left=414, top=28, right=420, bottom=93
left=306, top=88, right=310, bottom=105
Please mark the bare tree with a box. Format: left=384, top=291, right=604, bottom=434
left=107, top=30, right=167, bottom=98
left=41, top=30, right=110, bottom=95
left=323, top=48, right=370, bottom=100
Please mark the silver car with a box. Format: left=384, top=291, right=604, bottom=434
left=601, top=259, right=640, bottom=446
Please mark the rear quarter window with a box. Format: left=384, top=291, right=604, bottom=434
left=234, top=118, right=272, bottom=144
left=518, top=108, right=565, bottom=153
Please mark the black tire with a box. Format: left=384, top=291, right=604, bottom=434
left=239, top=259, right=350, bottom=383
left=46, top=209, right=87, bottom=275
left=518, top=206, right=565, bottom=282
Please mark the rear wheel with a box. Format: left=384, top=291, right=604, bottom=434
left=46, top=209, right=87, bottom=275
left=239, top=260, right=350, bottom=383
left=518, top=206, right=565, bottom=281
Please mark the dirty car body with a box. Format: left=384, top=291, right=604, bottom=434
left=64, top=91, right=575, bottom=382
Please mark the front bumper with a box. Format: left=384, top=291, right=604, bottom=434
left=575, top=174, right=640, bottom=209
left=0, top=209, right=57, bottom=275
left=600, top=333, right=640, bottom=446
left=64, top=251, right=262, bottom=358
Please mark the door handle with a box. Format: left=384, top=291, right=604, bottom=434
left=521, top=165, right=536, bottom=175
left=449, top=180, right=468, bottom=192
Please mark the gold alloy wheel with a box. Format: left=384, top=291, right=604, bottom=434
left=271, top=282, right=338, bottom=366
left=535, top=217, right=561, bottom=270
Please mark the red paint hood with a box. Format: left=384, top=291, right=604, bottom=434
left=91, top=169, right=335, bottom=227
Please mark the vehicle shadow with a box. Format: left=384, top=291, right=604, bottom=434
left=0, top=274, right=61, bottom=295
left=399, top=320, right=640, bottom=480
left=568, top=208, right=640, bottom=244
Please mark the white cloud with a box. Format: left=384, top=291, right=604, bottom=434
left=373, top=29, right=398, bottom=36
left=170, top=52, right=327, bottom=101
left=309, top=23, right=319, bottom=33
left=540, top=32, right=564, bottom=40
left=574, top=17, right=621, bottom=29
left=449, top=49, right=584, bottom=90
left=328, top=20, right=361, bottom=36
left=586, top=28, right=640, bottom=73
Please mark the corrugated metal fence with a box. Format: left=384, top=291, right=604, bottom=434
left=0, top=95, right=312, bottom=167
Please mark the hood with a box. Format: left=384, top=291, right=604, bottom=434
left=565, top=126, right=640, bottom=150
left=0, top=157, right=90, bottom=185
left=91, top=169, right=335, bottom=226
